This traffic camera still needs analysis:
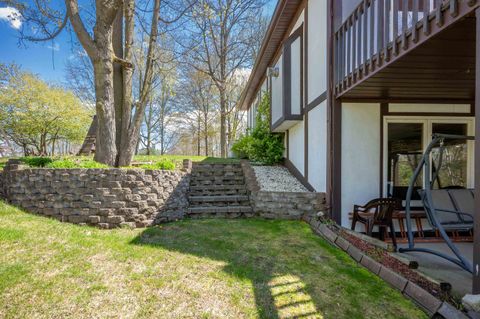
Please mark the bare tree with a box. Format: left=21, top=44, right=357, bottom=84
left=183, top=0, right=267, bottom=157
left=181, top=70, right=217, bottom=156
left=8, top=0, right=192, bottom=166
left=64, top=48, right=95, bottom=106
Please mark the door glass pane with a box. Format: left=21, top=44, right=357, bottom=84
left=431, top=123, right=468, bottom=189
left=387, top=123, right=423, bottom=199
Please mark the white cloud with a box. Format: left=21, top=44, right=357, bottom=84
left=47, top=43, right=60, bottom=51
left=0, top=7, right=22, bottom=30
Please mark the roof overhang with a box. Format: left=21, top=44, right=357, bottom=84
left=237, top=0, right=303, bottom=111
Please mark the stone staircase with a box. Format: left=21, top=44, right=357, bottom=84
left=187, top=163, right=253, bottom=218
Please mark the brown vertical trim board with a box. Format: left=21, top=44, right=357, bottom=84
left=473, top=7, right=480, bottom=294
left=380, top=103, right=388, bottom=197
left=304, top=3, right=309, bottom=182
left=305, top=112, right=309, bottom=180
left=283, top=24, right=305, bottom=118
left=304, top=1, right=309, bottom=110
left=327, top=0, right=342, bottom=224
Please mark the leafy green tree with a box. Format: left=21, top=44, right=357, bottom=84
left=232, top=93, right=284, bottom=165
left=0, top=65, right=92, bottom=156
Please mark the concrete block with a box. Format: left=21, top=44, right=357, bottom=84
left=347, top=245, right=364, bottom=262
left=335, top=236, right=350, bottom=251
left=378, top=266, right=408, bottom=292
left=437, top=301, right=469, bottom=319
left=404, top=281, right=442, bottom=315
left=360, top=255, right=382, bottom=275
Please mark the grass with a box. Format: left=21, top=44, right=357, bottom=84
left=0, top=201, right=427, bottom=319
left=0, top=155, right=240, bottom=170
left=0, top=157, right=7, bottom=169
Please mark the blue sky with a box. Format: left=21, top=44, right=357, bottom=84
left=0, top=1, right=277, bottom=85
left=0, top=6, right=76, bottom=84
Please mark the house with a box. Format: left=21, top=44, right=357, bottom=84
left=238, top=0, right=480, bottom=293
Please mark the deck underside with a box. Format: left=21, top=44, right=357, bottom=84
left=342, top=17, right=476, bottom=101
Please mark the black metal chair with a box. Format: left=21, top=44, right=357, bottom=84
left=351, top=198, right=401, bottom=250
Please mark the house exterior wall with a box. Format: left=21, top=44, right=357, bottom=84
left=307, top=0, right=327, bottom=103
left=290, top=37, right=302, bottom=115
left=271, top=55, right=284, bottom=125
left=288, top=120, right=305, bottom=176
left=307, top=100, right=327, bottom=192
left=291, top=10, right=304, bottom=35
left=341, top=103, right=381, bottom=228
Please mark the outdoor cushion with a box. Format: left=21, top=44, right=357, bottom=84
left=428, top=189, right=461, bottom=225
left=448, top=189, right=474, bottom=222
left=418, top=189, right=474, bottom=230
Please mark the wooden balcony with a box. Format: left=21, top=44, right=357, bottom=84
left=334, top=0, right=480, bottom=100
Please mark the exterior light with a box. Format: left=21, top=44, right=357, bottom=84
left=267, top=67, right=279, bottom=78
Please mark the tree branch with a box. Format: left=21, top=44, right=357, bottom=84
left=64, top=0, right=97, bottom=57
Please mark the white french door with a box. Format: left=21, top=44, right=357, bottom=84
left=383, top=116, right=475, bottom=198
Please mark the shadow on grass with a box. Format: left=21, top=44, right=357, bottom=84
left=130, top=219, right=424, bottom=319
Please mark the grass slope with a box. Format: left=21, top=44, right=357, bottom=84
left=0, top=202, right=427, bottom=319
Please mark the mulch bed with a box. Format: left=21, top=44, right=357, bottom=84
left=339, top=229, right=460, bottom=305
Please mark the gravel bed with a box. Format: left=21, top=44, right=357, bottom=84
left=252, top=165, right=309, bottom=192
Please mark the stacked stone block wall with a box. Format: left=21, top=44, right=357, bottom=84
left=0, top=159, right=190, bottom=228
left=240, top=160, right=327, bottom=220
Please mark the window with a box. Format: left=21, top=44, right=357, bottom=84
left=383, top=117, right=474, bottom=199
left=387, top=122, right=424, bottom=198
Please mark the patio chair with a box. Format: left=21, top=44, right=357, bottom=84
left=351, top=198, right=401, bottom=250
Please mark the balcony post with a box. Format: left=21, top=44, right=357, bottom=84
left=474, top=6, right=480, bottom=294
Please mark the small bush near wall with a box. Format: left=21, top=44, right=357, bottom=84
left=232, top=94, right=284, bottom=165
left=17, top=156, right=176, bottom=170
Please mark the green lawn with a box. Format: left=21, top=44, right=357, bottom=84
left=133, top=155, right=241, bottom=167
left=0, top=155, right=240, bottom=170
left=0, top=201, right=427, bottom=319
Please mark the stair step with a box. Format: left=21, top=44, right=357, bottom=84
left=189, top=181, right=245, bottom=187
left=189, top=185, right=246, bottom=191
left=189, top=190, right=247, bottom=196
left=191, top=175, right=244, bottom=181
left=188, top=205, right=252, bottom=214
left=189, top=195, right=249, bottom=203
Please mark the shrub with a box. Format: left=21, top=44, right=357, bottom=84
left=45, top=159, right=108, bottom=169
left=45, top=159, right=77, bottom=169
left=77, top=160, right=109, bottom=169
left=231, top=94, right=284, bottom=165
left=139, top=159, right=175, bottom=170
left=20, top=156, right=54, bottom=167
left=231, top=135, right=254, bottom=159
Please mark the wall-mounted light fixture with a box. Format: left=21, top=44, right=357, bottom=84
left=267, top=66, right=279, bottom=78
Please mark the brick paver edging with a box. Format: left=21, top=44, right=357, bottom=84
left=303, top=215, right=470, bottom=319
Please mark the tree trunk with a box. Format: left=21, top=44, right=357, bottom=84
left=204, top=112, right=208, bottom=156
left=92, top=37, right=117, bottom=166
left=220, top=88, right=227, bottom=158
left=117, top=0, right=159, bottom=167
left=197, top=115, right=201, bottom=156
left=113, top=10, right=124, bottom=159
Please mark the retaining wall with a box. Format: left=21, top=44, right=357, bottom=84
left=0, top=159, right=190, bottom=228
left=240, top=160, right=327, bottom=220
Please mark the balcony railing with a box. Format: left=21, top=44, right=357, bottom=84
left=334, top=0, right=478, bottom=97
